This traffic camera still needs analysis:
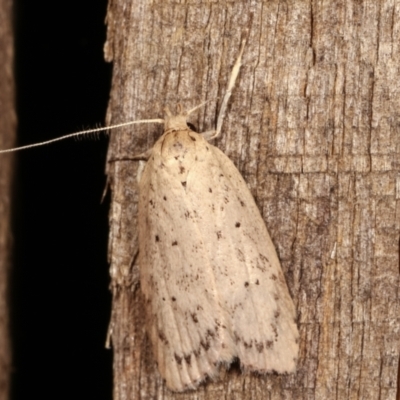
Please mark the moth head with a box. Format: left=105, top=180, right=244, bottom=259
left=164, top=104, right=190, bottom=131
left=164, top=99, right=215, bottom=132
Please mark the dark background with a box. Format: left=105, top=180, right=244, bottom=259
left=12, top=1, right=113, bottom=399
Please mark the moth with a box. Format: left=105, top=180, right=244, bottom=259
left=0, top=35, right=299, bottom=393
left=136, top=39, right=299, bottom=391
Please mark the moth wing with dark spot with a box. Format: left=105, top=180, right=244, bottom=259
left=138, top=130, right=237, bottom=391
left=138, top=129, right=298, bottom=391
left=189, top=144, right=299, bottom=373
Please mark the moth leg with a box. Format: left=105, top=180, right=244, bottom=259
left=108, top=148, right=152, bottom=163
left=201, top=129, right=217, bottom=141
left=131, top=148, right=152, bottom=160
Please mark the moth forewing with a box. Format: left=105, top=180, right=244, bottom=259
left=137, top=107, right=299, bottom=391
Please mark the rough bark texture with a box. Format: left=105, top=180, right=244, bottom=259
left=0, top=0, right=15, bottom=398
left=105, top=1, right=400, bottom=399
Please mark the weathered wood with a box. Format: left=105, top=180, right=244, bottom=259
left=0, top=0, right=15, bottom=398
left=105, top=1, right=400, bottom=398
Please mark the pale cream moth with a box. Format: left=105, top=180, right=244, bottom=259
left=0, top=35, right=299, bottom=393
left=136, top=38, right=299, bottom=391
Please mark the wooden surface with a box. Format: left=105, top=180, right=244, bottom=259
left=0, top=0, right=15, bottom=398
left=104, top=1, right=400, bottom=398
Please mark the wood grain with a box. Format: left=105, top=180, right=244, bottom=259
left=105, top=1, right=400, bottom=398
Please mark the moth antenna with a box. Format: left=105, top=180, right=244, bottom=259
left=0, top=118, right=164, bottom=154
left=186, top=98, right=216, bottom=116
left=214, top=32, right=248, bottom=139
